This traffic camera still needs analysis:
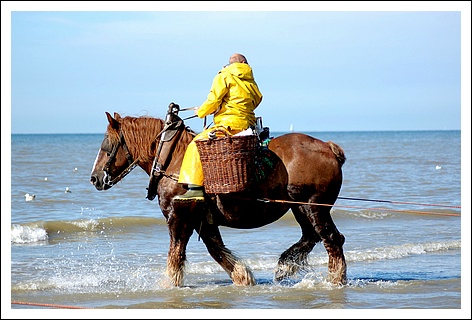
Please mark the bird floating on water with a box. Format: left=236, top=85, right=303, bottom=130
left=25, top=193, right=36, bottom=201
left=65, top=187, right=71, bottom=193
left=435, top=165, right=442, bottom=170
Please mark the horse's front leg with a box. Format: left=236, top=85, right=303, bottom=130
left=165, top=202, right=197, bottom=287
left=198, top=220, right=255, bottom=286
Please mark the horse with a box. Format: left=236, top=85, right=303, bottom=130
left=90, top=103, right=347, bottom=287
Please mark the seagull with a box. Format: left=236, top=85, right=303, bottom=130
left=73, top=167, right=78, bottom=172
left=44, top=177, right=48, bottom=181
left=25, top=193, right=36, bottom=201
left=65, top=187, right=71, bottom=193
left=435, top=165, right=442, bottom=170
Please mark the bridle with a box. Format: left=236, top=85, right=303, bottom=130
left=102, top=131, right=140, bottom=188
left=101, top=103, right=188, bottom=190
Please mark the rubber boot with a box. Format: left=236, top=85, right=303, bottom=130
left=173, top=184, right=205, bottom=202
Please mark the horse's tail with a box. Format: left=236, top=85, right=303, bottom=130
left=327, top=141, right=346, bottom=166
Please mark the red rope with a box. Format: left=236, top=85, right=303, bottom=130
left=11, top=300, right=89, bottom=309
left=338, top=196, right=461, bottom=208
left=257, top=198, right=461, bottom=217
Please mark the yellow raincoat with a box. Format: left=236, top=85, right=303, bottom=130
left=178, top=62, right=263, bottom=186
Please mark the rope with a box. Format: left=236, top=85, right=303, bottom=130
left=178, top=106, right=198, bottom=112
left=11, top=300, right=89, bottom=309
left=256, top=198, right=460, bottom=217
left=182, top=114, right=198, bottom=121
left=338, top=196, right=460, bottom=208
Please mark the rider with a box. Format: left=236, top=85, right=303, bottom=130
left=174, top=53, right=263, bottom=201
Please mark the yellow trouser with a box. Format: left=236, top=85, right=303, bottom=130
left=178, top=126, right=242, bottom=186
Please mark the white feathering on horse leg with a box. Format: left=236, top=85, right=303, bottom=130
left=231, top=262, right=255, bottom=286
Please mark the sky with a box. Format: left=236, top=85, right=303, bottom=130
left=2, top=1, right=470, bottom=135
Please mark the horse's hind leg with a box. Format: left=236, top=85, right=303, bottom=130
left=312, top=206, right=347, bottom=285
left=198, top=222, right=256, bottom=286
left=275, top=206, right=321, bottom=281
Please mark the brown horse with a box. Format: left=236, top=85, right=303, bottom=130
left=90, top=104, right=347, bottom=287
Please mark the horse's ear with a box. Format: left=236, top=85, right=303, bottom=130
left=114, top=112, right=122, bottom=121
left=106, top=112, right=120, bottom=130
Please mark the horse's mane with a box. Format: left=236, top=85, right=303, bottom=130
left=107, top=114, right=196, bottom=163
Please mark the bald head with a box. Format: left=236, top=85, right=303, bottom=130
left=229, top=53, right=248, bottom=64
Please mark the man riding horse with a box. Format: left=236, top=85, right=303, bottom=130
left=174, top=53, right=263, bottom=201
left=90, top=53, right=347, bottom=286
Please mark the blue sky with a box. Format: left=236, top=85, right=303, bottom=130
left=2, top=2, right=470, bottom=135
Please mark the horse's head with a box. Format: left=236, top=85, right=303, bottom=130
left=90, top=104, right=188, bottom=192
left=90, top=112, right=139, bottom=190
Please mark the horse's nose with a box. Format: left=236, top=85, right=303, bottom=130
left=90, top=174, right=105, bottom=190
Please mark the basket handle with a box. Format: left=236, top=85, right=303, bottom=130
left=208, top=127, right=232, bottom=140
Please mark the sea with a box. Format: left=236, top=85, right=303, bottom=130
left=4, top=130, right=470, bottom=319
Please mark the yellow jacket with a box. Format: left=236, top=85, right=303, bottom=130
left=197, top=62, right=263, bottom=130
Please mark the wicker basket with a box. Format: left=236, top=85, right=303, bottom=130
left=195, top=133, right=258, bottom=194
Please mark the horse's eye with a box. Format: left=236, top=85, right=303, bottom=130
left=100, top=138, right=113, bottom=154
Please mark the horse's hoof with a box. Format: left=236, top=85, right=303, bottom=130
left=231, top=262, right=256, bottom=286
left=327, top=272, right=347, bottom=286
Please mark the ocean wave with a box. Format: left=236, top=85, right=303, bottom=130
left=344, top=240, right=461, bottom=262
left=10, top=225, right=48, bottom=243
left=11, top=216, right=165, bottom=244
